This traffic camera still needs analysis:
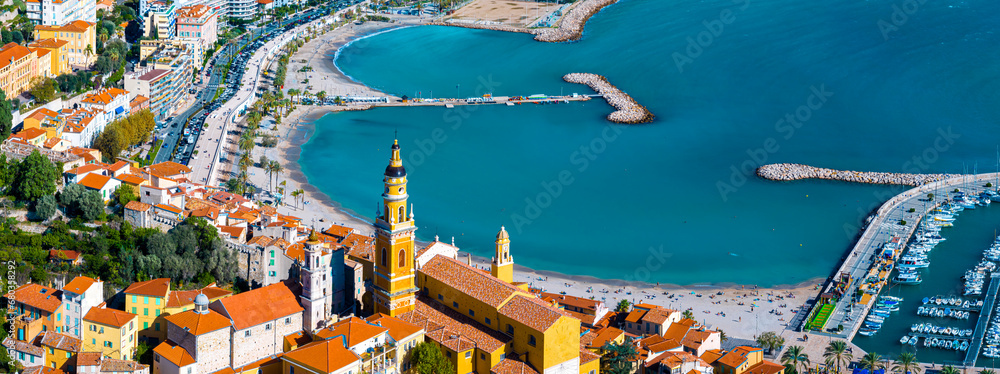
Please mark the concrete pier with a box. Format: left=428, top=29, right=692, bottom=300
left=563, top=73, right=654, bottom=124
left=757, top=163, right=960, bottom=186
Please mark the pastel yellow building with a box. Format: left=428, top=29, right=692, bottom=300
left=40, top=331, right=81, bottom=372
left=367, top=140, right=592, bottom=374
left=23, top=108, right=65, bottom=140
left=123, top=278, right=231, bottom=345
left=28, top=38, right=70, bottom=76
left=33, top=20, right=97, bottom=68
left=372, top=139, right=419, bottom=317
left=0, top=42, right=43, bottom=98
left=82, top=307, right=139, bottom=360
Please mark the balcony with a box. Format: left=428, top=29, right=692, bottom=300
left=360, top=342, right=398, bottom=374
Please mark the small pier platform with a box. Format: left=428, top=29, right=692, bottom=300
left=965, top=274, right=1000, bottom=366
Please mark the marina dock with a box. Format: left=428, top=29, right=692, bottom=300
left=965, top=274, right=1000, bottom=366
left=794, top=172, right=1000, bottom=342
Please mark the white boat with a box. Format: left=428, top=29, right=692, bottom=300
left=900, top=336, right=909, bottom=344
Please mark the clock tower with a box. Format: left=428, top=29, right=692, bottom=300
left=373, top=139, right=418, bottom=316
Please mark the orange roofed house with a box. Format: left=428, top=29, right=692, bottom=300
left=0, top=42, right=48, bottom=97
left=33, top=21, right=97, bottom=69
left=8, top=283, right=64, bottom=342
left=624, top=304, right=682, bottom=337
left=702, top=346, right=783, bottom=374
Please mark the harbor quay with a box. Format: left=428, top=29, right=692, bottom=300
left=786, top=170, right=1000, bottom=365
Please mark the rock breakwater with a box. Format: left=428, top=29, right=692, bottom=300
left=563, top=73, right=653, bottom=124
left=757, top=163, right=961, bottom=186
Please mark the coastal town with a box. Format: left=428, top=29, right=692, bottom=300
left=0, top=0, right=996, bottom=374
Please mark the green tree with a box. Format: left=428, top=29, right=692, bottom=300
left=0, top=89, right=12, bottom=139
left=891, top=352, right=920, bottom=374
left=823, top=340, right=853, bottom=374
left=411, top=341, right=454, bottom=374
left=940, top=366, right=959, bottom=374
left=78, top=190, right=104, bottom=221
left=756, top=331, right=784, bottom=354
left=860, top=352, right=883, bottom=371
left=781, top=346, right=810, bottom=374
left=682, top=309, right=694, bottom=320
left=114, top=184, right=137, bottom=208
left=615, top=299, right=630, bottom=313
left=33, top=194, right=57, bottom=221
left=12, top=150, right=59, bottom=201
left=601, top=337, right=638, bottom=374
left=979, top=370, right=997, bottom=374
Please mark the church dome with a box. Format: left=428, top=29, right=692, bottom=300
left=496, top=226, right=509, bottom=240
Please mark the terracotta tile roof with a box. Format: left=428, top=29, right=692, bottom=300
left=681, top=329, right=716, bottom=351
left=84, top=307, right=136, bottom=328
left=283, top=331, right=312, bottom=349
left=398, top=297, right=510, bottom=352
left=247, top=235, right=275, bottom=247
left=642, top=308, right=678, bottom=325
left=215, top=282, right=302, bottom=330
left=322, top=224, right=353, bottom=241
left=343, top=233, right=374, bottom=261
left=28, top=107, right=60, bottom=121
left=40, top=331, right=81, bottom=352
left=116, top=174, right=146, bottom=186
left=166, top=286, right=231, bottom=308
left=498, top=294, right=568, bottom=333
left=81, top=88, right=128, bottom=106
left=49, top=249, right=81, bottom=261
left=589, top=327, right=624, bottom=349
left=154, top=340, right=196, bottom=367
left=78, top=173, right=114, bottom=190
left=744, top=360, right=785, bottom=374
left=700, top=349, right=725, bottom=365
left=315, top=317, right=387, bottom=347
left=100, top=357, right=149, bottom=372
left=580, top=331, right=597, bottom=347
left=22, top=366, right=65, bottom=374
left=218, top=226, right=245, bottom=240
left=421, top=255, right=521, bottom=308
left=124, top=278, right=170, bottom=297
left=155, top=204, right=183, bottom=214
left=66, top=163, right=107, bottom=176
left=131, top=95, right=149, bottom=106
left=12, top=128, right=48, bottom=141
left=165, top=309, right=232, bottom=335
left=0, top=43, right=33, bottom=71
left=646, top=351, right=702, bottom=369
left=76, top=352, right=102, bottom=366
left=124, top=200, right=152, bottom=212
left=540, top=292, right=602, bottom=311
left=564, top=309, right=596, bottom=327
left=490, top=358, right=539, bottom=374
left=14, top=283, right=62, bottom=313
left=366, top=314, right=423, bottom=342
left=35, top=20, right=94, bottom=33
left=3, top=337, right=45, bottom=356
left=258, top=205, right=277, bottom=216
left=282, top=339, right=360, bottom=374
left=625, top=310, right=647, bottom=323
left=664, top=319, right=695, bottom=341
left=146, top=161, right=191, bottom=178
left=580, top=349, right=601, bottom=365
left=717, top=346, right=759, bottom=368
left=138, top=69, right=169, bottom=81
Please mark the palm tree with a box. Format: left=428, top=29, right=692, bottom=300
left=781, top=346, right=810, bottom=374
left=239, top=135, right=255, bottom=154
left=290, top=189, right=301, bottom=209
left=239, top=152, right=252, bottom=173
left=237, top=170, right=250, bottom=195
left=316, top=90, right=327, bottom=102
left=978, top=370, right=996, bottom=374
left=823, top=340, right=852, bottom=374
left=860, top=352, right=883, bottom=371
left=288, top=88, right=300, bottom=103
left=940, top=366, right=960, bottom=374
left=681, top=310, right=694, bottom=320
left=268, top=160, right=283, bottom=193
left=295, top=188, right=304, bottom=208
left=891, top=352, right=920, bottom=374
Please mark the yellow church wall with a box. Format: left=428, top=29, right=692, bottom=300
left=477, top=347, right=507, bottom=374
left=542, top=316, right=582, bottom=369
left=419, top=273, right=504, bottom=331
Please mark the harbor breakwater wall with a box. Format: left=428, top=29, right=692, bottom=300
left=431, top=0, right=619, bottom=43
left=563, top=73, right=653, bottom=124
left=757, top=163, right=961, bottom=186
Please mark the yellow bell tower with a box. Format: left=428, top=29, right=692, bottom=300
left=373, top=139, right=418, bottom=316
left=491, top=226, right=514, bottom=283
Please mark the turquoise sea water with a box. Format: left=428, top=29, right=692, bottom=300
left=300, top=0, right=1000, bottom=286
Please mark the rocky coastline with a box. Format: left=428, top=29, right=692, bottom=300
left=430, top=0, right=619, bottom=43
left=563, top=73, right=654, bottom=124
left=757, top=163, right=961, bottom=186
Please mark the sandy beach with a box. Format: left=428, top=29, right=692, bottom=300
left=235, top=13, right=827, bottom=341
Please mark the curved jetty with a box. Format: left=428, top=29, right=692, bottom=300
left=431, top=0, right=619, bottom=43
left=757, top=163, right=960, bottom=186
left=535, top=0, right=619, bottom=42
left=563, top=73, right=653, bottom=124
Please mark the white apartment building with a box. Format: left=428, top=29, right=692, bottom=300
left=26, top=0, right=96, bottom=26
left=61, top=276, right=105, bottom=338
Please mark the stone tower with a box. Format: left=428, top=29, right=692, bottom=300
left=491, top=226, right=514, bottom=283
left=300, top=229, right=333, bottom=331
